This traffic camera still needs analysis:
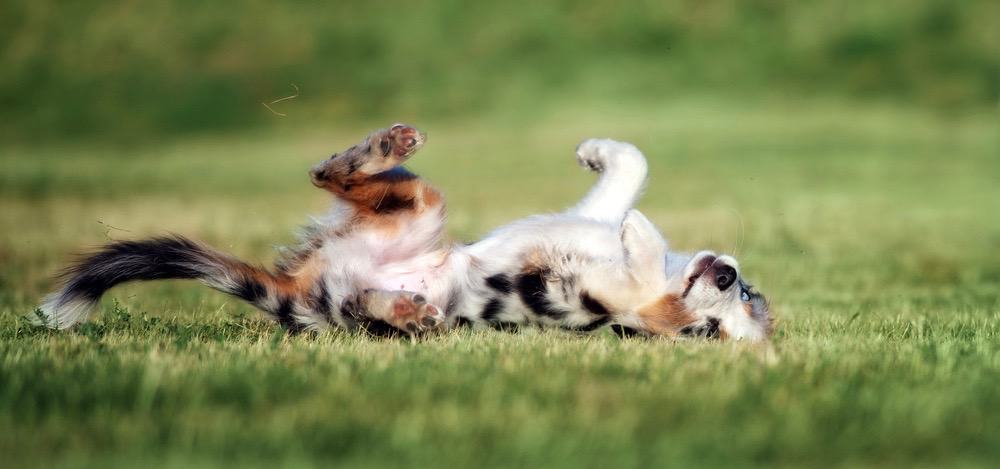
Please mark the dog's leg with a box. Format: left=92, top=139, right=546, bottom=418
left=310, top=124, right=443, bottom=217
left=568, top=138, right=649, bottom=225
left=340, top=289, right=447, bottom=336
left=310, top=124, right=425, bottom=189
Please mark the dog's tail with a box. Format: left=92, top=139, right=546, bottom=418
left=35, top=235, right=285, bottom=329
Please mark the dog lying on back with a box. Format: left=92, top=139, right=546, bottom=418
left=36, top=124, right=772, bottom=341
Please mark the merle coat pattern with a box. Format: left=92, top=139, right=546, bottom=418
left=37, top=124, right=772, bottom=341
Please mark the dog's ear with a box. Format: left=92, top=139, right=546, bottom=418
left=620, top=210, right=668, bottom=288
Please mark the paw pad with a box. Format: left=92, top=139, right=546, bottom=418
left=378, top=124, right=425, bottom=158
left=389, top=293, right=444, bottom=335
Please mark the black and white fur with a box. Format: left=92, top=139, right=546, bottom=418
left=36, top=126, right=772, bottom=341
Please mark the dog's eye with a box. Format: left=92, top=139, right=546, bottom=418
left=740, top=289, right=751, bottom=302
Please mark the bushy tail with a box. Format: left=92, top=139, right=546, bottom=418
left=35, top=235, right=279, bottom=329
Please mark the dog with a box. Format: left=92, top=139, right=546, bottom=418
left=35, top=124, right=772, bottom=341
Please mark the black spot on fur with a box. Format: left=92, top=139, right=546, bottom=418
left=312, top=279, right=331, bottom=320
left=611, top=325, right=641, bottom=338
left=490, top=321, right=520, bottom=333
left=705, top=317, right=721, bottom=339
left=580, top=291, right=611, bottom=316
left=373, top=193, right=415, bottom=213
left=568, top=316, right=610, bottom=332
left=338, top=294, right=402, bottom=337
left=480, top=298, right=503, bottom=321
left=445, top=290, right=461, bottom=318
left=275, top=296, right=301, bottom=332
left=379, top=138, right=391, bottom=156
left=313, top=167, right=329, bottom=181
left=485, top=274, right=513, bottom=295
left=454, top=317, right=473, bottom=328
left=360, top=319, right=402, bottom=338
left=679, top=317, right=721, bottom=339
left=515, top=270, right=567, bottom=319
left=233, top=276, right=267, bottom=303
left=339, top=295, right=366, bottom=327
left=347, top=159, right=360, bottom=176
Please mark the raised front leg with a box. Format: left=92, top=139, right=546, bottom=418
left=568, top=138, right=649, bottom=225
left=309, top=124, right=443, bottom=219
left=310, top=123, right=426, bottom=188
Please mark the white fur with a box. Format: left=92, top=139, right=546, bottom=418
left=35, top=294, right=96, bottom=330
left=327, top=137, right=770, bottom=340
left=36, top=135, right=770, bottom=341
left=570, top=138, right=648, bottom=225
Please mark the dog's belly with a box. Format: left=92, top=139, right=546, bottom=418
left=369, top=250, right=456, bottom=308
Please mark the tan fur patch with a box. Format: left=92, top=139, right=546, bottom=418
left=421, top=184, right=442, bottom=208
left=330, top=172, right=446, bottom=236
left=235, top=265, right=300, bottom=300
left=637, top=294, right=696, bottom=336
left=521, top=247, right=548, bottom=271
left=249, top=240, right=328, bottom=300
left=286, top=253, right=327, bottom=292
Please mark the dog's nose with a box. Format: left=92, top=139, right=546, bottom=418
left=714, top=265, right=737, bottom=291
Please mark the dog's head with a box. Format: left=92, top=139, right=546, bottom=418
left=618, top=211, right=773, bottom=342
left=670, top=251, right=772, bottom=341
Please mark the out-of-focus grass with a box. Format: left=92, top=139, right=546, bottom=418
left=4, top=1, right=998, bottom=466
left=2, top=0, right=997, bottom=140
left=1, top=99, right=999, bottom=467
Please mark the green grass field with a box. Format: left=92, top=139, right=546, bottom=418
left=2, top=99, right=999, bottom=467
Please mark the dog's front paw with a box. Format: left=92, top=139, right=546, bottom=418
left=373, top=124, right=426, bottom=160
left=575, top=138, right=644, bottom=173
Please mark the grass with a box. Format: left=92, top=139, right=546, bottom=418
left=2, top=99, right=999, bottom=467
left=4, top=0, right=998, bottom=140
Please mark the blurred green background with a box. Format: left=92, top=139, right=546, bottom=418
left=2, top=1, right=1000, bottom=467
left=2, top=0, right=997, bottom=141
